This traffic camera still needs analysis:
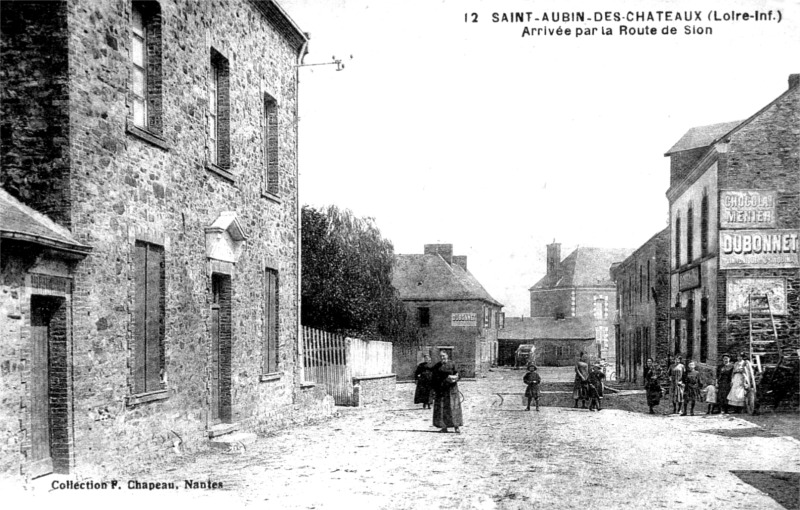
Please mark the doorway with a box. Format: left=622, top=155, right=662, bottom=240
left=29, top=295, right=68, bottom=477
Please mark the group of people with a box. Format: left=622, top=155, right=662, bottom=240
left=572, top=353, right=606, bottom=411
left=413, top=352, right=463, bottom=433
left=644, top=352, right=757, bottom=415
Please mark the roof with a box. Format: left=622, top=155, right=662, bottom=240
left=498, top=316, right=595, bottom=341
left=250, top=0, right=309, bottom=52
left=664, top=120, right=742, bottom=155
left=530, top=247, right=634, bottom=290
left=392, top=254, right=503, bottom=307
left=0, top=189, right=91, bottom=255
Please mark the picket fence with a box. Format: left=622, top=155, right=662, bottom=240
left=302, top=326, right=393, bottom=405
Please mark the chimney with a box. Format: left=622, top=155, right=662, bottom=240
left=789, top=74, right=800, bottom=90
left=546, top=241, right=561, bottom=278
left=452, top=255, right=467, bottom=271
left=424, top=244, right=453, bottom=265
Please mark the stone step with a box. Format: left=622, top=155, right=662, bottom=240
left=208, top=422, right=239, bottom=438
left=208, top=432, right=257, bottom=451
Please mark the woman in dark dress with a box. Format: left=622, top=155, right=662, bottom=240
left=643, top=358, right=662, bottom=414
left=716, top=354, right=733, bottom=414
left=573, top=352, right=590, bottom=409
left=432, top=351, right=463, bottom=433
left=682, top=361, right=702, bottom=416
left=414, top=354, right=434, bottom=409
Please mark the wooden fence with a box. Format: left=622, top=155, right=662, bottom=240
left=302, top=326, right=393, bottom=405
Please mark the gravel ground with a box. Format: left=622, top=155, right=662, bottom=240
left=18, top=367, right=800, bottom=510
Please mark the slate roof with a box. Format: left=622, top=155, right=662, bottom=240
left=0, top=189, right=91, bottom=255
left=530, top=247, right=634, bottom=290
left=664, top=120, right=743, bottom=155
left=498, top=316, right=595, bottom=341
left=392, top=254, right=502, bottom=307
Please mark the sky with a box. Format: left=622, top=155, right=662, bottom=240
left=280, top=0, right=800, bottom=316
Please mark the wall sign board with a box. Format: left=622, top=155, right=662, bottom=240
left=720, top=190, right=777, bottom=229
left=679, top=266, right=701, bottom=291
left=726, top=277, right=787, bottom=315
left=451, top=312, right=477, bottom=327
left=719, top=230, right=799, bottom=269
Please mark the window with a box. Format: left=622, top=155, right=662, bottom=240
left=594, top=297, right=607, bottom=320
left=675, top=215, right=681, bottom=268
left=483, top=307, right=491, bottom=328
left=129, top=2, right=163, bottom=136
left=687, top=204, right=694, bottom=263
left=417, top=307, right=430, bottom=328
left=133, top=241, right=165, bottom=394
left=263, top=93, right=279, bottom=196
left=497, top=312, right=505, bottom=329
left=639, top=266, right=643, bottom=303
left=647, top=260, right=651, bottom=301
left=263, top=268, right=279, bottom=373
left=209, top=50, right=230, bottom=169
left=700, top=296, right=709, bottom=363
left=701, top=193, right=709, bottom=256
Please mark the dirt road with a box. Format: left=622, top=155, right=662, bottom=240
left=21, top=368, right=800, bottom=509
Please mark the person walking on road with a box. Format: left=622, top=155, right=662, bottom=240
left=682, top=361, right=702, bottom=416
left=669, top=355, right=686, bottom=415
left=728, top=352, right=756, bottom=414
left=643, top=358, right=662, bottom=415
left=414, top=354, right=435, bottom=409
left=523, top=364, right=541, bottom=411
left=432, top=351, right=462, bottom=433
left=573, top=352, right=590, bottom=409
left=716, top=354, right=734, bottom=414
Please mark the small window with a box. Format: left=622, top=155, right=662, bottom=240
left=484, top=307, right=491, bottom=328
left=687, top=204, right=694, bottom=263
left=417, top=307, right=430, bottom=328
left=675, top=215, right=682, bottom=268
left=701, top=193, right=709, bottom=256
left=209, top=49, right=230, bottom=169
left=264, top=93, right=279, bottom=196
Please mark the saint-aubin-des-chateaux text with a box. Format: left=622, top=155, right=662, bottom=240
left=464, top=10, right=782, bottom=38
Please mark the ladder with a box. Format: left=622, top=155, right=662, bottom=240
left=748, top=293, right=781, bottom=372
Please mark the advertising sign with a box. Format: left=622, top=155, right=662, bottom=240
left=720, top=190, right=777, bottom=229
left=451, top=312, right=477, bottom=327
left=678, top=266, right=701, bottom=291
left=719, top=230, right=799, bottom=269
left=726, top=277, right=787, bottom=315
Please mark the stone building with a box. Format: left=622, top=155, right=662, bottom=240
left=497, top=316, right=595, bottom=367
left=665, top=74, right=800, bottom=373
left=1, top=0, right=332, bottom=479
left=391, top=244, right=503, bottom=380
left=529, top=242, right=633, bottom=374
left=610, top=228, right=670, bottom=383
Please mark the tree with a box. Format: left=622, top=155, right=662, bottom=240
left=301, top=205, right=416, bottom=342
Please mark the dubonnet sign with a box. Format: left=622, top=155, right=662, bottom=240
left=451, top=312, right=477, bottom=327
left=719, top=230, right=799, bottom=269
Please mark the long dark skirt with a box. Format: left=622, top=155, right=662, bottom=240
left=645, top=381, right=662, bottom=407
left=573, top=378, right=588, bottom=401
left=433, top=384, right=463, bottom=428
left=414, top=378, right=433, bottom=405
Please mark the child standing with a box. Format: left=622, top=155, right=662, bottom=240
left=523, top=364, right=541, bottom=411
left=682, top=361, right=702, bottom=416
left=587, top=364, right=605, bottom=411
left=702, top=382, right=718, bottom=415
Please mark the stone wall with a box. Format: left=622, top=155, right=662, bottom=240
left=353, top=375, right=396, bottom=407
left=716, top=80, right=799, bottom=361
left=0, top=0, right=327, bottom=478
left=0, top=1, right=72, bottom=226
left=615, top=229, right=670, bottom=382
